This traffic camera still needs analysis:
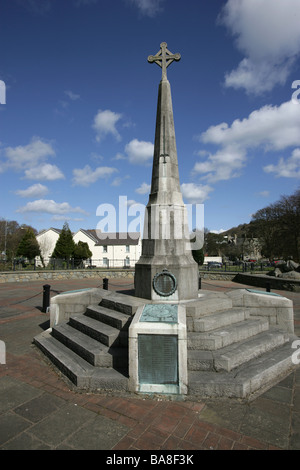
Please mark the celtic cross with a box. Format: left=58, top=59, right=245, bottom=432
left=148, top=42, right=181, bottom=81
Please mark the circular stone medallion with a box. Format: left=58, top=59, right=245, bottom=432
left=153, top=269, right=177, bottom=297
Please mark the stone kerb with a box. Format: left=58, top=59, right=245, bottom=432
left=226, top=289, right=295, bottom=334
left=49, top=288, right=105, bottom=328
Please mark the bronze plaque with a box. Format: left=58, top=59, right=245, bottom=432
left=138, top=334, right=178, bottom=385
left=153, top=269, right=177, bottom=297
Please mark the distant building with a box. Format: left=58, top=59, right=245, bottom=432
left=36, top=228, right=141, bottom=268
left=225, top=233, right=262, bottom=261
left=36, top=228, right=61, bottom=261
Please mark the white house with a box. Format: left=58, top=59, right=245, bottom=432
left=36, top=228, right=61, bottom=262
left=36, top=228, right=141, bottom=268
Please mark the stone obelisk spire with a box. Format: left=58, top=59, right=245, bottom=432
left=134, top=42, right=199, bottom=301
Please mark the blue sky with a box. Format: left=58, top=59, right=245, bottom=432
left=1, top=0, right=300, bottom=235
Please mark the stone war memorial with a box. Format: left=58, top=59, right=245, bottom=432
left=34, top=43, right=299, bottom=400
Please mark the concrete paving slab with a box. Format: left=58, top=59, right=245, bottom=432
left=64, top=414, right=129, bottom=450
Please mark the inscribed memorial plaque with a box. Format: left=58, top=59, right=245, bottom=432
left=138, top=334, right=178, bottom=385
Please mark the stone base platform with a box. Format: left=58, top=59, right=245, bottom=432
left=33, top=287, right=299, bottom=399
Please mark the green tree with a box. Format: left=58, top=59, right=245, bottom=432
left=192, top=247, right=204, bottom=265
left=251, top=188, right=300, bottom=261
left=73, top=241, right=92, bottom=261
left=16, top=228, right=40, bottom=261
left=52, top=222, right=75, bottom=260
left=0, top=219, right=37, bottom=261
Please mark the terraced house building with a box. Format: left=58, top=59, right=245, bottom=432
left=36, top=228, right=141, bottom=268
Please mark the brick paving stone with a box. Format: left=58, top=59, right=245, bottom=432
left=202, top=431, right=220, bottom=450
left=173, top=416, right=194, bottom=438
left=217, top=436, right=234, bottom=450
left=184, top=423, right=209, bottom=447
left=135, top=429, right=169, bottom=450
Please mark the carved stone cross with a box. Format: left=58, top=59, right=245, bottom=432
left=148, top=42, right=181, bottom=81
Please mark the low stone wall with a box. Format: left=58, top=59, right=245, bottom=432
left=199, top=272, right=237, bottom=282
left=2, top=268, right=298, bottom=293
left=0, top=269, right=134, bottom=284
left=234, top=272, right=300, bottom=293
left=0, top=269, right=238, bottom=284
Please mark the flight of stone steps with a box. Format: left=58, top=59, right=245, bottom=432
left=34, top=290, right=298, bottom=399
left=186, top=293, right=296, bottom=399
left=34, top=295, right=144, bottom=392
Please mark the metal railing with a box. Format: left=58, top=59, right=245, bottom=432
left=0, top=257, right=139, bottom=272
left=199, top=262, right=273, bottom=273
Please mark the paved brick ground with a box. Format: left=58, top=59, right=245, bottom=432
left=0, top=277, right=299, bottom=451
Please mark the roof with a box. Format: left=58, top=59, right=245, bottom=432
left=37, top=228, right=61, bottom=237
left=37, top=228, right=140, bottom=246
left=94, top=232, right=140, bottom=246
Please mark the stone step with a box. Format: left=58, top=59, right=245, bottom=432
left=188, top=328, right=289, bottom=372
left=187, top=317, right=269, bottom=351
left=186, top=294, right=233, bottom=318
left=52, top=323, right=128, bottom=368
left=188, top=307, right=248, bottom=332
left=85, top=304, right=132, bottom=330
left=99, top=294, right=145, bottom=316
left=69, top=315, right=127, bottom=347
left=34, top=330, right=128, bottom=392
left=188, top=338, right=298, bottom=399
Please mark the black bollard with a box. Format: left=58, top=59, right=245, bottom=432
left=266, top=282, right=271, bottom=293
left=42, top=284, right=51, bottom=313
left=103, top=278, right=108, bottom=290
left=198, top=276, right=202, bottom=290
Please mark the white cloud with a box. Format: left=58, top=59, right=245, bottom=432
left=181, top=183, right=213, bottom=204
left=64, top=90, right=80, bottom=101
left=15, top=183, right=49, bottom=198
left=72, top=164, right=118, bottom=186
left=219, top=0, right=300, bottom=94
left=111, top=175, right=130, bottom=187
left=128, top=0, right=165, bottom=17
left=136, top=182, right=151, bottom=194
left=112, top=152, right=126, bottom=161
left=193, top=145, right=247, bottom=183
left=195, top=100, right=300, bottom=183
left=24, top=163, right=65, bottom=181
left=93, top=109, right=122, bottom=142
left=257, top=190, right=270, bottom=198
left=4, top=137, right=55, bottom=171
left=125, top=139, right=153, bottom=164
left=210, top=228, right=229, bottom=234
left=200, top=101, right=300, bottom=151
left=17, top=199, right=87, bottom=215
left=264, top=148, right=300, bottom=178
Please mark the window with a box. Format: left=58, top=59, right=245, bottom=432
left=126, top=245, right=130, bottom=253
left=103, top=257, right=109, bottom=267
left=103, top=246, right=108, bottom=253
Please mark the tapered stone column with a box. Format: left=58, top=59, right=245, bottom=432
left=135, top=43, right=199, bottom=301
